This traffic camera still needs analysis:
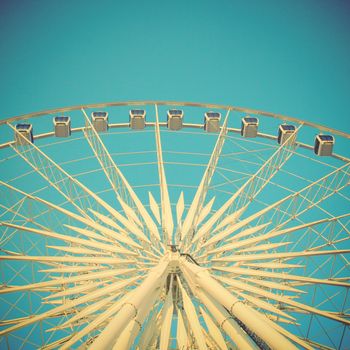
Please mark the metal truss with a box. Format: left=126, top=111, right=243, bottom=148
left=0, top=102, right=349, bottom=350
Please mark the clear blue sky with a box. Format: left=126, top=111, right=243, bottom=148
left=0, top=0, right=349, bottom=130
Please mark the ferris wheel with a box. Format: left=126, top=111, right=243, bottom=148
left=0, top=101, right=349, bottom=350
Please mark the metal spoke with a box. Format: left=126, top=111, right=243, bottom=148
left=82, top=108, right=161, bottom=243
left=181, top=109, right=230, bottom=246
left=154, top=104, right=174, bottom=244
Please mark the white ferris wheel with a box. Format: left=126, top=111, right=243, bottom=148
left=0, top=101, right=349, bottom=350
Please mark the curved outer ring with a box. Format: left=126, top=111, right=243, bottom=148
left=1, top=100, right=349, bottom=138
left=0, top=101, right=349, bottom=162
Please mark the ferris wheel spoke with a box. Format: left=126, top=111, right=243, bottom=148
left=62, top=224, right=114, bottom=244
left=192, top=207, right=275, bottom=257
left=59, top=293, right=131, bottom=349
left=0, top=222, right=138, bottom=256
left=195, top=161, right=350, bottom=255
left=87, top=208, right=150, bottom=245
left=0, top=202, right=50, bottom=232
left=217, top=276, right=350, bottom=326
left=176, top=191, right=185, bottom=226
left=180, top=109, right=230, bottom=246
left=0, top=181, right=90, bottom=241
left=38, top=264, right=107, bottom=273
left=231, top=290, right=296, bottom=320
left=239, top=277, right=304, bottom=294
left=213, top=266, right=350, bottom=288
left=0, top=275, right=139, bottom=337
left=154, top=104, right=174, bottom=244
left=204, top=214, right=349, bottom=257
left=0, top=267, right=136, bottom=295
left=310, top=235, right=350, bottom=253
left=302, top=338, right=338, bottom=350
left=195, top=197, right=216, bottom=234
left=212, top=248, right=350, bottom=263
left=0, top=180, right=151, bottom=252
left=8, top=123, right=96, bottom=217
left=174, top=191, right=185, bottom=243
left=48, top=294, right=116, bottom=331
left=269, top=162, right=350, bottom=231
left=82, top=109, right=161, bottom=243
left=148, top=191, right=161, bottom=224
left=38, top=335, right=74, bottom=350
left=235, top=241, right=292, bottom=253
left=194, top=124, right=300, bottom=241
left=189, top=199, right=245, bottom=256
left=8, top=123, right=154, bottom=247
left=81, top=108, right=132, bottom=205
left=0, top=254, right=135, bottom=265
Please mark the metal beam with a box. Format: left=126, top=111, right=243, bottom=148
left=219, top=275, right=350, bottom=325
left=154, top=104, right=174, bottom=244
left=181, top=110, right=230, bottom=246
left=82, top=108, right=161, bottom=243
left=191, top=125, right=299, bottom=247
left=180, top=257, right=298, bottom=350
left=212, top=266, right=350, bottom=288
left=89, top=256, right=169, bottom=349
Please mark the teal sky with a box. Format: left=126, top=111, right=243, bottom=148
left=1, top=0, right=350, bottom=132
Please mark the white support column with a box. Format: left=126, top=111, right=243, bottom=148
left=197, top=292, right=258, bottom=350
left=182, top=265, right=258, bottom=350
left=89, top=256, right=170, bottom=350
left=180, top=258, right=298, bottom=350
left=112, top=278, right=164, bottom=350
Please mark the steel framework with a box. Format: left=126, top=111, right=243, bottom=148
left=0, top=101, right=349, bottom=349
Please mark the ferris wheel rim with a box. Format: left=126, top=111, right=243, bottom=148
left=0, top=99, right=349, bottom=139
left=1, top=105, right=349, bottom=163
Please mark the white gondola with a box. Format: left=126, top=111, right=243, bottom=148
left=277, top=124, right=296, bottom=145
left=241, top=116, right=258, bottom=138
left=15, top=124, right=33, bottom=144
left=167, top=109, right=184, bottom=130
left=53, top=116, right=71, bottom=137
left=129, top=109, right=146, bottom=130
left=91, top=112, right=109, bottom=132
left=314, top=135, right=334, bottom=156
left=204, top=112, right=221, bottom=132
